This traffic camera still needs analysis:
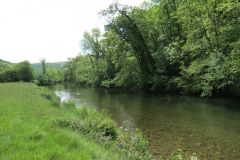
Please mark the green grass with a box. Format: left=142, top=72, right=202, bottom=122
left=0, top=83, right=152, bottom=160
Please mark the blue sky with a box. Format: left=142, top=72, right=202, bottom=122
left=0, top=0, right=144, bottom=63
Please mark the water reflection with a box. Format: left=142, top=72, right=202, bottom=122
left=49, top=84, right=240, bottom=159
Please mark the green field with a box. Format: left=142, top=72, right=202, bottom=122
left=0, top=83, right=151, bottom=160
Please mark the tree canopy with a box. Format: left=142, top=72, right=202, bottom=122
left=0, top=60, right=34, bottom=82
left=63, top=0, right=240, bottom=97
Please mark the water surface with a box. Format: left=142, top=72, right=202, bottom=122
left=49, top=84, right=240, bottom=159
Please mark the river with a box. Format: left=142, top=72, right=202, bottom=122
left=49, top=84, right=240, bottom=159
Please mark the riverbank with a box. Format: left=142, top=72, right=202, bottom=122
left=59, top=81, right=240, bottom=99
left=0, top=83, right=151, bottom=160
left=50, top=83, right=240, bottom=160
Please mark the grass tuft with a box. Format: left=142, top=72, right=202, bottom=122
left=29, top=129, right=45, bottom=141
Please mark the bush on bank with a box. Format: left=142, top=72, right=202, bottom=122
left=54, top=101, right=152, bottom=160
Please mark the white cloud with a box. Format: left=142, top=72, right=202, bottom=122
left=0, top=0, right=143, bottom=63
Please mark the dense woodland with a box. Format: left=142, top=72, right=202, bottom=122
left=0, top=59, right=34, bottom=82
left=1, top=0, right=240, bottom=97
left=63, top=0, right=240, bottom=97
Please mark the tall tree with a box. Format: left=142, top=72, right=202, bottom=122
left=102, top=3, right=156, bottom=88
left=40, top=59, right=46, bottom=75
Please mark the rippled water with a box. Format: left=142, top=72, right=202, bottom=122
left=49, top=84, right=240, bottom=159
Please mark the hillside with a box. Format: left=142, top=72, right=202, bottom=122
left=0, top=59, right=12, bottom=72
left=32, top=62, right=65, bottom=73
left=0, top=60, right=65, bottom=72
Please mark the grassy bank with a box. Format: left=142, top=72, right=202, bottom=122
left=0, top=83, right=151, bottom=160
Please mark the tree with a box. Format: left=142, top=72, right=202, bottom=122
left=15, top=61, right=34, bottom=82
left=40, top=59, right=46, bottom=75
left=102, top=3, right=156, bottom=88
left=64, top=0, right=240, bottom=97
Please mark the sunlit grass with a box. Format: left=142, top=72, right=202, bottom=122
left=0, top=82, right=123, bottom=160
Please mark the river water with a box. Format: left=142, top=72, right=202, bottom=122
left=49, top=84, right=240, bottom=159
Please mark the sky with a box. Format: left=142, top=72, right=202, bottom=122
left=0, top=0, right=144, bottom=63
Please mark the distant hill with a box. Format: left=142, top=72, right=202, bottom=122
left=0, top=59, right=11, bottom=64
left=0, top=59, right=65, bottom=74
left=32, top=62, right=65, bottom=73
left=0, top=59, right=12, bottom=72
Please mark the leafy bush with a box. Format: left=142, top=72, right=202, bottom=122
left=15, top=61, right=34, bottom=82
left=114, top=128, right=151, bottom=160
left=55, top=106, right=152, bottom=160
left=0, top=69, right=19, bottom=82
left=29, top=129, right=46, bottom=141
left=36, top=74, right=51, bottom=86
left=0, top=60, right=34, bottom=82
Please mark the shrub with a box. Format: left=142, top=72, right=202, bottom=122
left=15, top=61, right=34, bottom=82
left=0, top=60, right=34, bottom=82
left=29, top=129, right=45, bottom=141
left=37, top=74, right=51, bottom=86
left=55, top=106, right=152, bottom=160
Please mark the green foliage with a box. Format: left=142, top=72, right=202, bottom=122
left=62, top=0, right=240, bottom=96
left=169, top=149, right=187, bottom=160
left=41, top=90, right=61, bottom=107
left=169, top=149, right=198, bottom=160
left=35, top=59, right=64, bottom=86
left=113, top=56, right=141, bottom=88
left=37, top=74, right=50, bottom=86
left=47, top=68, right=64, bottom=83
left=63, top=56, right=96, bottom=85
left=56, top=106, right=152, bottom=160
left=32, top=62, right=65, bottom=73
left=0, top=59, right=11, bottom=72
left=29, top=129, right=46, bottom=141
left=36, top=70, right=63, bottom=86
left=0, top=68, right=19, bottom=82
left=15, top=61, right=34, bottom=82
left=56, top=113, right=117, bottom=143
left=114, top=128, right=151, bottom=160
left=0, top=60, right=34, bottom=82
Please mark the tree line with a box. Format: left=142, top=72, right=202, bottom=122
left=0, top=60, right=34, bottom=82
left=1, top=0, right=239, bottom=97
left=0, top=59, right=63, bottom=85
left=63, top=0, right=240, bottom=97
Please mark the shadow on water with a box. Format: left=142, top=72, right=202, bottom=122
left=49, top=84, right=240, bottom=159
